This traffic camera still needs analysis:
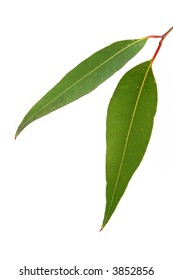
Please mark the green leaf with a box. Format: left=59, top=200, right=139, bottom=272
left=101, top=61, right=157, bottom=230
left=15, top=38, right=147, bottom=138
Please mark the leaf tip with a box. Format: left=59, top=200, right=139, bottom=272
left=99, top=224, right=104, bottom=232
left=15, top=124, right=23, bottom=140
left=14, top=132, right=18, bottom=140
left=15, top=129, right=19, bottom=140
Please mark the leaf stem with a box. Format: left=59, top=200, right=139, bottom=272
left=149, top=26, right=173, bottom=63
left=151, top=40, right=163, bottom=62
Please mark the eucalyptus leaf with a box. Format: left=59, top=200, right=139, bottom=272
left=15, top=38, right=147, bottom=138
left=101, top=61, right=157, bottom=230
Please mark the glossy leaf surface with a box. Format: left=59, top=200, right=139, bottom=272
left=15, top=38, right=147, bottom=138
left=101, top=61, right=157, bottom=229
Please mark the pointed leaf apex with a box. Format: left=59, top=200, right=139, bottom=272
left=15, top=126, right=21, bottom=139
left=99, top=224, right=105, bottom=232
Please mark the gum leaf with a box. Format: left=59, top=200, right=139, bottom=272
left=101, top=61, right=157, bottom=230
left=15, top=38, right=147, bottom=138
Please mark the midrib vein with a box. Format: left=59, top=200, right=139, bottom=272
left=104, top=61, right=152, bottom=225
left=24, top=38, right=145, bottom=124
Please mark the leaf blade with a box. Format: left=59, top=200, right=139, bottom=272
left=101, top=61, right=157, bottom=229
left=15, top=38, right=147, bottom=138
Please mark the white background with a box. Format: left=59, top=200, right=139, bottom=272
left=0, top=0, right=173, bottom=279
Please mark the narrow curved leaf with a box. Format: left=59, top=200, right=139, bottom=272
left=15, top=38, right=147, bottom=138
left=101, top=61, right=157, bottom=230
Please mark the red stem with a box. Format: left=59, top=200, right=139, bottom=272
left=149, top=26, right=173, bottom=63
left=162, top=26, right=173, bottom=38
left=151, top=40, right=163, bottom=62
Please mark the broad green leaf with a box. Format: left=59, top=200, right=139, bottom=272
left=101, top=61, right=157, bottom=230
left=15, top=38, right=147, bottom=138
